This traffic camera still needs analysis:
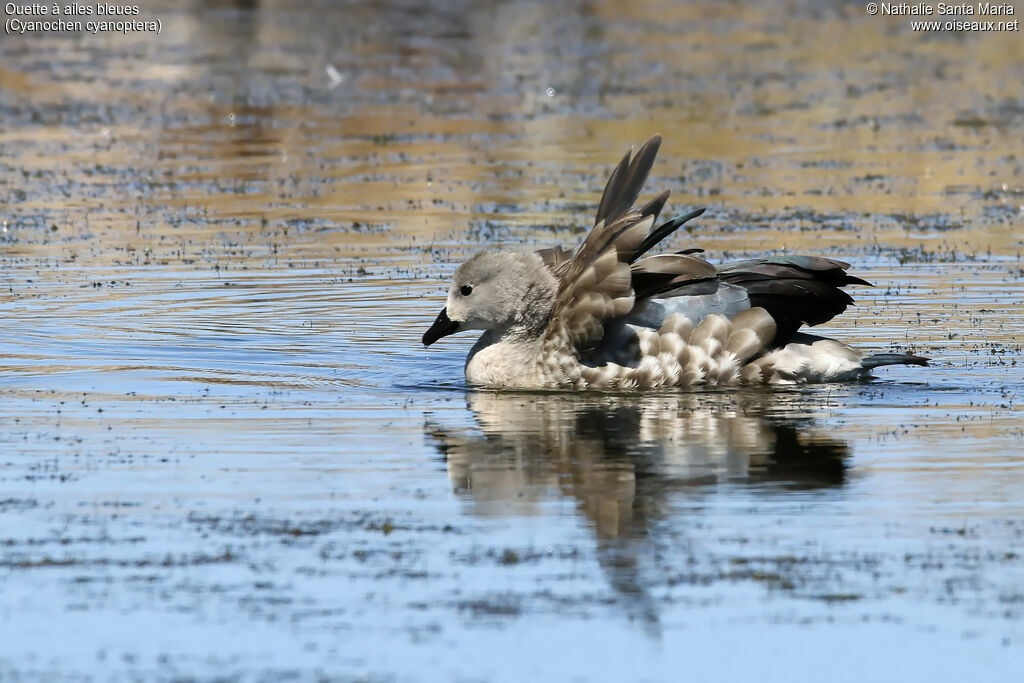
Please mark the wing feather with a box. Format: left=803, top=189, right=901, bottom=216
left=536, top=245, right=573, bottom=277
left=544, top=135, right=710, bottom=352
left=595, top=135, right=662, bottom=226
left=718, top=256, right=872, bottom=342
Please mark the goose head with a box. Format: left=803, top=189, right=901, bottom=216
left=422, top=250, right=558, bottom=346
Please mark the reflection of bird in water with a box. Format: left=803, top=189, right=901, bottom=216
left=426, top=390, right=849, bottom=634
left=432, top=391, right=848, bottom=527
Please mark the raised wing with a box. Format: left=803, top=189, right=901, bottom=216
left=542, top=135, right=707, bottom=352
left=538, top=136, right=874, bottom=360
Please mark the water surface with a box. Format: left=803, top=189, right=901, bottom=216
left=1, top=0, right=1023, bottom=680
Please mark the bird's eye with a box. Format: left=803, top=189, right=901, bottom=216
left=460, top=285, right=473, bottom=296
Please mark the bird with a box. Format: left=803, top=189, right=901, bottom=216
left=422, top=135, right=928, bottom=390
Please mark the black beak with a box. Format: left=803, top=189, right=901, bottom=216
left=422, top=307, right=460, bottom=346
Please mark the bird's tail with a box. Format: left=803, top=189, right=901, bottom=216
left=861, top=353, right=930, bottom=369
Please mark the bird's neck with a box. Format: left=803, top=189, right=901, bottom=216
left=465, top=333, right=543, bottom=388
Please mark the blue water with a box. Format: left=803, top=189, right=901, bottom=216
left=2, top=0, right=1023, bottom=680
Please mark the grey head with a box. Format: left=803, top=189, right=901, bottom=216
left=422, top=250, right=559, bottom=346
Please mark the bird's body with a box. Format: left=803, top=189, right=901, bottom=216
left=423, top=135, right=927, bottom=390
